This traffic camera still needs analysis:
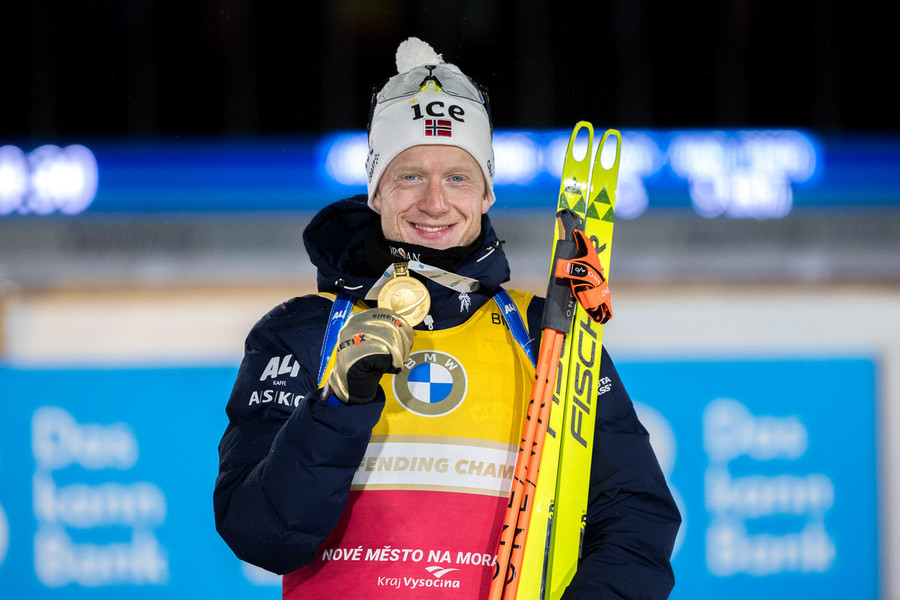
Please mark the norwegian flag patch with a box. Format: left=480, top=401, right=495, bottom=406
left=424, top=119, right=453, bottom=137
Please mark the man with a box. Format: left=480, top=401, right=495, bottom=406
left=214, top=38, right=680, bottom=599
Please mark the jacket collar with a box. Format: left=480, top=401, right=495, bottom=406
left=303, top=195, right=511, bottom=329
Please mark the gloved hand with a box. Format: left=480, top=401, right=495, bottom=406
left=325, top=307, right=415, bottom=405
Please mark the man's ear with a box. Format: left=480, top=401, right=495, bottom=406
left=481, top=193, right=491, bottom=214
left=372, top=193, right=382, bottom=212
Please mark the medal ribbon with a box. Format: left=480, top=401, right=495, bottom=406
left=365, top=261, right=481, bottom=302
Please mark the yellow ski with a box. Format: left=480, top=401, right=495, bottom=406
left=516, top=126, right=621, bottom=600
left=544, top=128, right=621, bottom=599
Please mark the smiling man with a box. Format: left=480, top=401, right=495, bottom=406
left=373, top=145, right=490, bottom=249
left=215, top=38, right=680, bottom=600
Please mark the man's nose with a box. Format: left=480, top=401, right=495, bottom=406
left=418, top=180, right=448, bottom=214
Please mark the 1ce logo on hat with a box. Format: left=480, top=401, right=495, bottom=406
left=410, top=101, right=466, bottom=123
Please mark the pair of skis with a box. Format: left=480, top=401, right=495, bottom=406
left=491, top=122, right=621, bottom=600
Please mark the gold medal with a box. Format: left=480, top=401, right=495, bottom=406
left=377, top=262, right=431, bottom=327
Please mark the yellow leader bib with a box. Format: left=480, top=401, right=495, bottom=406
left=284, top=290, right=535, bottom=599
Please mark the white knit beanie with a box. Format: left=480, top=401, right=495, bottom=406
left=365, top=38, right=495, bottom=211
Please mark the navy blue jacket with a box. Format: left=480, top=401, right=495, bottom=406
left=214, top=196, right=680, bottom=599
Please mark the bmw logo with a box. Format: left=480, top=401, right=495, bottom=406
left=393, top=350, right=467, bottom=417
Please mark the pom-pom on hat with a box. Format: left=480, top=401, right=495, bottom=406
left=365, top=38, right=495, bottom=211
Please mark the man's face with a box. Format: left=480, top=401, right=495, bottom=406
left=372, top=145, right=490, bottom=250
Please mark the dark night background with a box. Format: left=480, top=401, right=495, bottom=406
left=2, top=0, right=896, bottom=140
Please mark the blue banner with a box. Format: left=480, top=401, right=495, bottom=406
left=621, top=358, right=879, bottom=599
left=0, top=366, right=279, bottom=599
left=0, top=357, right=879, bottom=598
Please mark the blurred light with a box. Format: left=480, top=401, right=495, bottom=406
left=323, top=134, right=368, bottom=186
left=617, top=133, right=665, bottom=220
left=0, top=130, right=837, bottom=217
left=0, top=146, right=29, bottom=214
left=668, top=131, right=817, bottom=218
left=0, top=144, right=98, bottom=215
left=544, top=133, right=572, bottom=180
left=493, top=133, right=541, bottom=185
left=0, top=502, right=6, bottom=567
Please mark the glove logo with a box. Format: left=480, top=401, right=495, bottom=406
left=393, top=351, right=467, bottom=417
left=340, top=333, right=367, bottom=349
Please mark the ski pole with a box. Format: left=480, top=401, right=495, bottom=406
left=504, top=216, right=614, bottom=600
left=490, top=209, right=581, bottom=600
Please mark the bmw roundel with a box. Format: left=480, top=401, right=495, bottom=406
left=393, top=351, right=467, bottom=417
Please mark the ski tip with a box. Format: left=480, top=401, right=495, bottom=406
left=595, top=130, right=622, bottom=173
left=566, top=122, right=594, bottom=165
left=573, top=120, right=594, bottom=133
